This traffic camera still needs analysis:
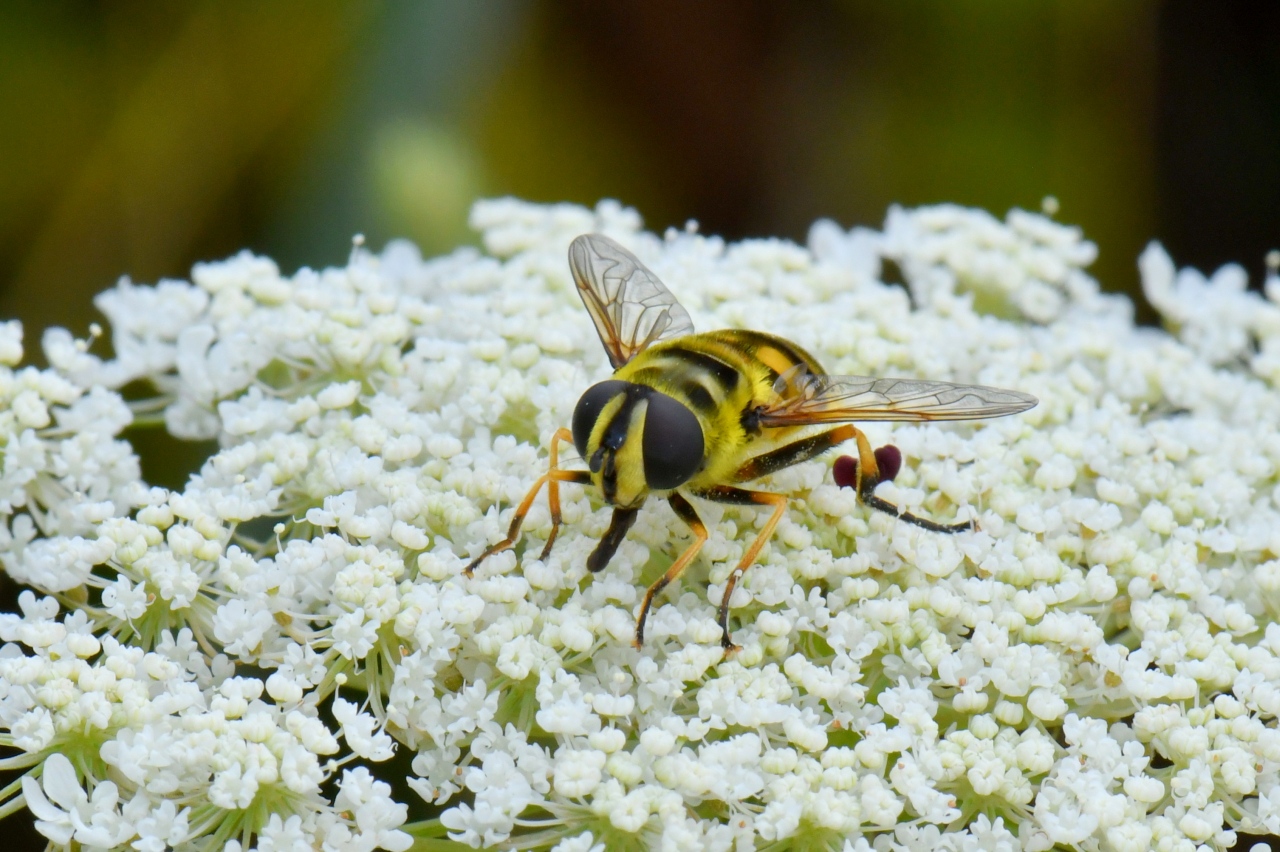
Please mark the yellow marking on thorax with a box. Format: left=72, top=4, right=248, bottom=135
left=752, top=343, right=800, bottom=378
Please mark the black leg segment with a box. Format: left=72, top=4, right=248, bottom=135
left=587, top=506, right=641, bottom=573
left=733, top=425, right=856, bottom=482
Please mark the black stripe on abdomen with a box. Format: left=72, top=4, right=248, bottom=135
left=662, top=347, right=741, bottom=394
left=678, top=380, right=717, bottom=414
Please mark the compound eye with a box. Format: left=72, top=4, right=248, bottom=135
left=572, top=380, right=630, bottom=459
left=642, top=392, right=704, bottom=490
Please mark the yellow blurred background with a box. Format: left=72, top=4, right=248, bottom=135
left=3, top=0, right=1278, bottom=350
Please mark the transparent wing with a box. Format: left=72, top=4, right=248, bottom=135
left=757, top=365, right=1038, bottom=426
left=569, top=234, right=695, bottom=369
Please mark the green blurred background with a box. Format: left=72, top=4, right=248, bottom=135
left=3, top=0, right=1280, bottom=347
left=2, top=1, right=1280, bottom=848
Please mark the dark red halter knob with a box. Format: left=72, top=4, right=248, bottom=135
left=873, top=445, right=902, bottom=484
left=833, top=455, right=858, bottom=489
left=834, top=444, right=902, bottom=490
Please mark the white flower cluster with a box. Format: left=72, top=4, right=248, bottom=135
left=2, top=197, right=1279, bottom=852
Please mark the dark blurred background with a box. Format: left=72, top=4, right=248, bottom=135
left=2, top=2, right=1280, bottom=850
left=3, top=0, right=1280, bottom=346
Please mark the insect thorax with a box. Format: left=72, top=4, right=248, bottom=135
left=603, top=330, right=827, bottom=492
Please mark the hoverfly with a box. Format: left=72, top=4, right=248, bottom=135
left=465, top=234, right=1037, bottom=650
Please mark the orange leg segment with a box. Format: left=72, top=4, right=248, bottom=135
left=463, top=428, right=590, bottom=575
left=540, top=428, right=576, bottom=559
left=692, top=485, right=789, bottom=652
left=704, top=422, right=972, bottom=650
left=634, top=493, right=708, bottom=648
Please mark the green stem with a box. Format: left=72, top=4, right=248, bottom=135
left=403, top=818, right=449, bottom=838
left=0, top=792, right=31, bottom=821
left=0, top=752, right=41, bottom=772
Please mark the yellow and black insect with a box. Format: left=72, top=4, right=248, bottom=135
left=466, top=234, right=1037, bottom=649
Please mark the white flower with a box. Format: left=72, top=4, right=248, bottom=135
left=553, top=748, right=606, bottom=798
left=213, top=597, right=276, bottom=658
left=550, top=832, right=606, bottom=852
left=0, top=319, right=24, bottom=365
left=333, top=697, right=396, bottom=761
left=330, top=608, right=380, bottom=660
left=6, top=197, right=1280, bottom=850
left=130, top=797, right=191, bottom=852
left=22, top=753, right=132, bottom=848
left=255, top=813, right=310, bottom=852
left=330, top=767, right=412, bottom=852
left=1140, top=242, right=1280, bottom=368
left=101, top=575, right=150, bottom=621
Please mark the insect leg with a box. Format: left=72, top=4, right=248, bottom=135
left=732, top=425, right=858, bottom=481
left=691, top=485, right=788, bottom=652
left=463, top=429, right=591, bottom=576
left=733, top=424, right=971, bottom=533
left=587, top=507, right=641, bottom=573
left=847, top=428, right=974, bottom=534
left=634, top=493, right=708, bottom=648
left=540, top=428, right=577, bottom=560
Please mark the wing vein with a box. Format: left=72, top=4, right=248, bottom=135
left=569, top=234, right=694, bottom=368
